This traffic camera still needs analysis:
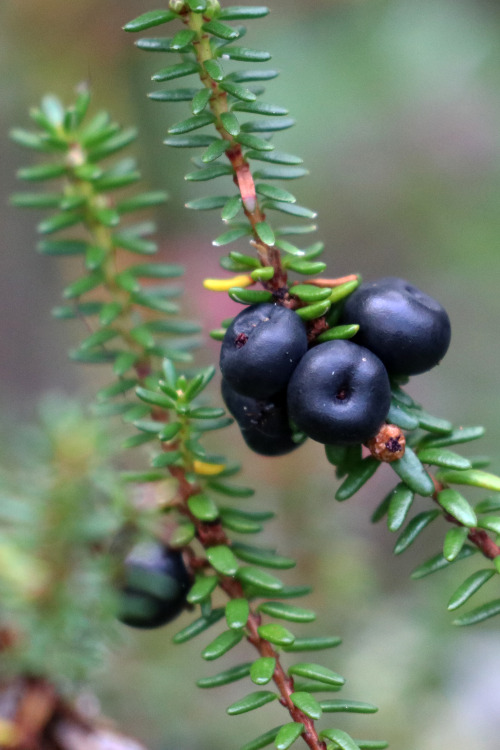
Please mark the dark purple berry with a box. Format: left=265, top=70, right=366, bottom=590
left=118, top=541, right=191, bottom=629
left=222, top=378, right=302, bottom=456
left=287, top=340, right=391, bottom=445
left=340, top=277, right=451, bottom=376
left=219, top=303, right=308, bottom=399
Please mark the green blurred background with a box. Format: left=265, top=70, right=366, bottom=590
left=2, top=1, right=500, bottom=748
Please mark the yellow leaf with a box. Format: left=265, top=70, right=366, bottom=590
left=203, top=275, right=252, bottom=292
left=193, top=459, right=226, bottom=476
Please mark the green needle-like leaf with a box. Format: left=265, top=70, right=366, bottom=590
left=435, top=468, right=500, bottom=493
left=197, top=662, right=253, bottom=689
left=320, top=700, right=378, bottom=714
left=239, top=727, right=283, bottom=750
left=453, top=599, right=500, bottom=626
left=202, top=629, right=244, bottom=660
left=207, top=545, right=239, bottom=576
left=320, top=728, right=360, bottom=750
left=438, top=488, right=477, bottom=527
left=390, top=446, right=435, bottom=497
left=443, top=527, right=469, bottom=561
left=123, top=9, right=178, bottom=32
left=387, top=484, right=415, bottom=532
left=250, top=657, right=276, bottom=686
left=187, top=575, right=218, bottom=604
left=227, top=691, right=277, bottom=716
left=172, top=608, right=225, bottom=644
left=411, top=546, right=476, bottom=579
left=289, top=692, right=322, bottom=720
left=417, top=447, right=472, bottom=470
left=257, top=602, right=316, bottom=623
left=187, top=493, right=219, bottom=522
left=257, top=624, right=295, bottom=646
left=226, top=598, right=249, bottom=629
left=335, top=458, right=379, bottom=501
left=274, top=723, right=304, bottom=750
left=448, top=569, right=496, bottom=611
left=238, top=567, right=284, bottom=593
left=394, top=510, right=441, bottom=555
left=288, top=663, right=344, bottom=687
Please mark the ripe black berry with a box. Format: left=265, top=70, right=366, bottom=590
left=219, top=303, right=308, bottom=399
left=287, top=339, right=391, bottom=445
left=341, top=277, right=451, bottom=376
left=222, top=378, right=302, bottom=456
left=118, top=541, right=191, bottom=629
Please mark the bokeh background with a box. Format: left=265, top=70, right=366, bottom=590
left=2, top=1, right=500, bottom=748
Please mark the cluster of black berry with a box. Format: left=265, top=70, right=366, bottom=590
left=220, top=277, right=451, bottom=456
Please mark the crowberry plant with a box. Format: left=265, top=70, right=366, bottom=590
left=3, top=3, right=500, bottom=750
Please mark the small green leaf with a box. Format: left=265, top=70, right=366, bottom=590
left=165, top=134, right=216, bottom=147
left=413, top=409, right=453, bottom=434
left=474, top=497, right=500, bottom=514
left=185, top=164, right=233, bottom=181
left=129, top=262, right=184, bottom=278
left=152, top=61, right=200, bottom=82
left=238, top=567, right=284, bottom=593
left=18, top=163, right=66, bottom=181
left=135, top=386, right=175, bottom=409
left=289, top=692, right=322, bottom=720
left=448, top=569, right=496, bottom=611
left=328, top=279, right=360, bottom=304
left=417, top=447, right=471, bottom=470
left=172, top=607, right=224, bottom=643
left=288, top=663, right=344, bottom=687
left=220, top=509, right=262, bottom=534
left=411, top=545, right=476, bottom=579
left=250, top=657, right=276, bottom=686
left=11, top=192, right=62, bottom=209
left=352, top=742, right=388, bottom=750
left=226, top=598, right=249, bottom=629
left=37, top=210, right=81, bottom=235
left=232, top=543, right=295, bottom=570
left=188, top=494, right=219, bottom=522
left=229, top=288, right=274, bottom=305
left=320, top=700, right=378, bottom=714
left=169, top=112, right=215, bottom=135
left=386, top=403, right=420, bottom=431
left=197, top=662, right=253, bottom=689
left=258, top=602, right=316, bottom=623
left=387, top=484, right=415, bottom=532
left=203, top=19, right=240, bottom=40
left=169, top=522, right=196, bottom=548
left=282, top=636, right=342, bottom=653
left=443, top=527, right=469, bottom=562
left=213, top=225, right=252, bottom=246
left=123, top=9, right=178, bottom=32
left=292, top=285, right=332, bottom=303
left=477, top=515, right=500, bottom=534
left=187, top=575, right=219, bottom=605
left=435, top=468, right=500, bottom=493
left=221, top=195, right=243, bottom=221
left=227, top=691, right=277, bottom=716
left=320, top=728, right=359, bottom=750
left=316, top=325, right=359, bottom=343
left=63, top=272, right=103, bottom=299
left=220, top=80, right=257, bottom=102
left=202, top=629, right=243, bottom=660
left=204, top=58, right=225, bottom=81
left=239, top=727, right=283, bottom=750
left=390, top=446, right=434, bottom=497
left=151, top=451, right=182, bottom=468
left=202, top=139, right=230, bottom=163
left=257, top=624, right=295, bottom=646
left=251, top=267, right=275, bottom=282
left=394, top=510, right=441, bottom=555
left=274, top=723, right=304, bottom=750
left=254, top=165, right=306, bottom=179
left=207, top=545, right=239, bottom=576
left=335, top=458, right=380, bottom=501
left=220, top=46, right=272, bottom=62
left=420, top=425, right=485, bottom=449
left=295, top=300, right=331, bottom=321
left=170, top=28, right=197, bottom=50
left=235, top=133, right=274, bottom=151
left=186, top=195, right=229, bottom=210
left=438, top=488, right=477, bottom=527
left=255, top=221, right=275, bottom=245
left=219, top=6, right=270, bottom=20
left=453, top=599, right=500, bottom=626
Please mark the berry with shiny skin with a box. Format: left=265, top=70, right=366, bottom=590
left=287, top=339, right=391, bottom=445
left=118, top=541, right=191, bottom=629
left=222, top=378, right=302, bottom=456
left=219, top=303, right=308, bottom=399
left=340, top=277, right=451, bottom=376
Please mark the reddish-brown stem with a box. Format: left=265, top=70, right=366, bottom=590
left=431, top=476, right=500, bottom=559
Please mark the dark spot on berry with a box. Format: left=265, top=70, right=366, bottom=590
left=234, top=332, right=248, bottom=349
left=336, top=388, right=348, bottom=401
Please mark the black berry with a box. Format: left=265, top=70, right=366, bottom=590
left=118, top=541, right=191, bottom=629
left=341, top=277, right=451, bottom=376
left=287, top=339, right=391, bottom=445
left=222, top=378, right=302, bottom=456
left=219, top=303, right=308, bottom=399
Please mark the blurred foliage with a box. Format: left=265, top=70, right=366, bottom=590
left=2, top=1, right=500, bottom=749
